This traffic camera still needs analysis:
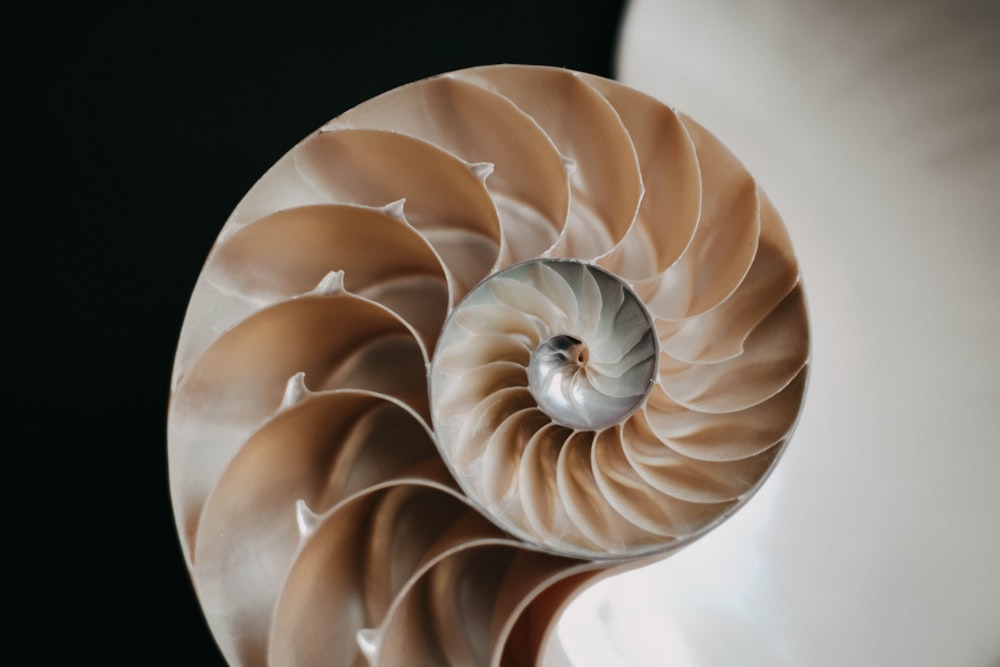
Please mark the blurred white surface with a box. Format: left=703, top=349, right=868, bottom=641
left=554, top=1, right=1000, bottom=665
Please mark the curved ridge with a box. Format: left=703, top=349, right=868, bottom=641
left=633, top=116, right=762, bottom=320
left=657, top=285, right=810, bottom=412
left=295, top=128, right=505, bottom=293
left=454, top=65, right=643, bottom=261
left=584, top=74, right=702, bottom=282
left=193, top=388, right=442, bottom=665
left=327, top=75, right=571, bottom=264
left=205, top=203, right=453, bottom=352
left=267, top=483, right=492, bottom=667
left=169, top=288, right=429, bottom=560
left=653, top=188, right=799, bottom=364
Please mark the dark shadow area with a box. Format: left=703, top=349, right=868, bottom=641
left=4, top=2, right=628, bottom=663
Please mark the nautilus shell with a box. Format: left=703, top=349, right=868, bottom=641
left=168, top=64, right=809, bottom=665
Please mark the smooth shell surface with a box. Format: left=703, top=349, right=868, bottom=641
left=168, top=64, right=809, bottom=665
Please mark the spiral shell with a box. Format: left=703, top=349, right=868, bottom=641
left=168, top=65, right=809, bottom=665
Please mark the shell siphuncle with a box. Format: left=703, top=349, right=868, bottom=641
left=168, top=64, right=810, bottom=666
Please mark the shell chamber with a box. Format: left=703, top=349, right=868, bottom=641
left=168, top=65, right=810, bottom=666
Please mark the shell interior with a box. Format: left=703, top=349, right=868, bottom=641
left=168, top=64, right=809, bottom=666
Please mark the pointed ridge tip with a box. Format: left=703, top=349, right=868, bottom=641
left=216, top=225, right=239, bottom=245
left=312, top=270, right=346, bottom=296
left=470, top=161, right=495, bottom=181
left=317, top=122, right=358, bottom=134
left=357, top=628, right=379, bottom=660
left=561, top=156, right=577, bottom=175
left=320, top=118, right=347, bottom=132
left=281, top=372, right=310, bottom=409
left=295, top=499, right=321, bottom=538
left=381, top=198, right=406, bottom=220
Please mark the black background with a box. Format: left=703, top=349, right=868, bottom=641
left=7, top=2, right=628, bottom=663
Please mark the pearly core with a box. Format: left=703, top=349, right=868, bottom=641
left=523, top=265, right=656, bottom=431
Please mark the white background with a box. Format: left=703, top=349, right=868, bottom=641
left=555, top=1, right=1000, bottom=665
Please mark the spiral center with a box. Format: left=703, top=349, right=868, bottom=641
left=528, top=334, right=592, bottom=425
left=432, top=258, right=658, bottom=436
left=519, top=261, right=657, bottom=431
left=536, top=334, right=588, bottom=366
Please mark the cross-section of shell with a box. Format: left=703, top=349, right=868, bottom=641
left=168, top=64, right=809, bottom=666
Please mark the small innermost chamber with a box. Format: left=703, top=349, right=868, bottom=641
left=527, top=327, right=652, bottom=431
left=517, top=261, right=658, bottom=431
left=528, top=334, right=592, bottom=426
